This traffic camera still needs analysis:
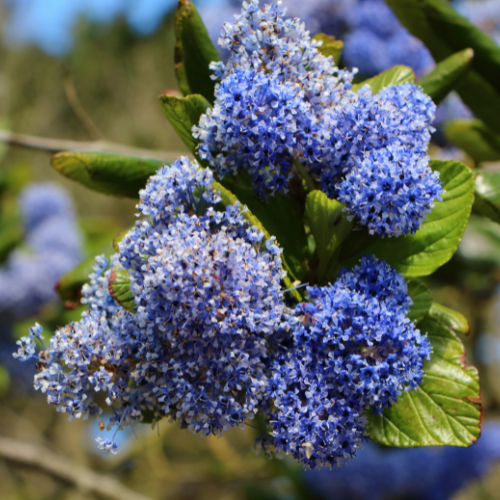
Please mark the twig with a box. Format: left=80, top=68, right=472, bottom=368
left=62, top=70, right=105, bottom=141
left=0, top=129, right=184, bottom=163
left=0, top=436, right=154, bottom=500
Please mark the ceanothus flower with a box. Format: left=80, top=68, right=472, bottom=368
left=195, top=0, right=441, bottom=237
left=15, top=157, right=290, bottom=451
left=118, top=157, right=288, bottom=435
left=338, top=146, right=442, bottom=236
left=268, top=255, right=431, bottom=468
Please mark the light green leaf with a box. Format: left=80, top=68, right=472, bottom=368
left=174, top=0, right=220, bottom=102
left=418, top=48, right=473, bottom=104
left=313, top=33, right=343, bottom=64
left=352, top=65, right=415, bottom=94
left=408, top=280, right=432, bottom=323
left=445, top=119, right=500, bottom=163
left=336, top=160, right=474, bottom=278
left=473, top=170, right=500, bottom=224
left=159, top=93, right=211, bottom=158
left=51, top=151, right=163, bottom=198
left=428, top=303, right=470, bottom=335
left=305, top=190, right=353, bottom=285
left=367, top=316, right=481, bottom=447
left=108, top=268, right=135, bottom=312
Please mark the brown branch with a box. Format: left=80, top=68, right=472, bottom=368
left=0, top=436, right=153, bottom=500
left=0, top=129, right=184, bottom=163
left=62, top=71, right=105, bottom=141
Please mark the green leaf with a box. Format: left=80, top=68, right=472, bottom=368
left=51, top=152, right=163, bottom=198
left=174, top=0, right=220, bottom=102
left=428, top=302, right=470, bottom=335
left=367, top=316, right=481, bottom=447
left=410, top=0, right=500, bottom=95
left=418, top=48, right=473, bottom=105
left=313, top=33, right=343, bottom=64
left=305, top=190, right=353, bottom=285
left=445, top=119, right=500, bottom=163
left=408, top=280, right=432, bottom=323
left=221, top=172, right=308, bottom=281
left=473, top=170, right=500, bottom=224
left=352, top=65, right=415, bottom=94
left=159, top=93, right=210, bottom=158
left=214, top=179, right=302, bottom=301
left=386, top=0, right=500, bottom=135
left=336, top=160, right=474, bottom=278
left=108, top=268, right=135, bottom=312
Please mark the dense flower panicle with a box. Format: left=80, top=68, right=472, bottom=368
left=306, top=422, right=500, bottom=500
left=338, top=147, right=442, bottom=236
left=16, top=158, right=290, bottom=452
left=119, top=157, right=288, bottom=435
left=0, top=183, right=83, bottom=318
left=268, top=256, right=431, bottom=468
left=195, top=0, right=440, bottom=236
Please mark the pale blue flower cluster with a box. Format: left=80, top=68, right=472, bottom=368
left=195, top=0, right=441, bottom=236
left=14, top=159, right=428, bottom=467
left=306, top=421, right=500, bottom=500
left=0, top=183, right=83, bottom=319
left=268, top=256, right=430, bottom=467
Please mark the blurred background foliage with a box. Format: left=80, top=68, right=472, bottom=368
left=3, top=1, right=500, bottom=499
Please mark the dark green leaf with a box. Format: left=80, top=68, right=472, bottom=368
left=473, top=170, right=500, bottom=224
left=221, top=172, right=308, bottom=281
left=313, top=33, right=343, bottom=64
left=352, top=65, right=415, bottom=94
left=412, top=0, right=500, bottom=95
left=336, top=160, right=474, bottom=278
left=428, top=302, right=470, bottom=335
left=418, top=48, right=473, bottom=104
left=51, top=152, right=163, bottom=198
left=214, top=179, right=302, bottom=301
left=445, top=119, right=500, bottom=163
left=386, top=0, right=500, bottom=134
left=108, top=268, right=135, bottom=312
left=367, top=316, right=481, bottom=447
left=174, top=0, right=220, bottom=102
left=159, top=93, right=210, bottom=158
left=305, top=190, right=353, bottom=285
left=408, top=280, right=432, bottom=323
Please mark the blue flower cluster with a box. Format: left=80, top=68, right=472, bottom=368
left=306, top=421, right=500, bottom=500
left=267, top=256, right=430, bottom=467
left=194, top=0, right=441, bottom=236
left=15, top=158, right=290, bottom=450
left=0, top=183, right=83, bottom=319
left=14, top=159, right=429, bottom=467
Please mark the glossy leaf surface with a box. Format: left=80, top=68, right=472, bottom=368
left=367, top=316, right=481, bottom=447
left=473, top=170, right=500, bottom=224
left=352, top=65, right=415, bottom=94
left=418, top=48, right=473, bottom=104
left=408, top=280, right=432, bottom=323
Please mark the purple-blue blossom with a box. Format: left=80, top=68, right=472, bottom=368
left=267, top=255, right=431, bottom=468
left=195, top=0, right=441, bottom=236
